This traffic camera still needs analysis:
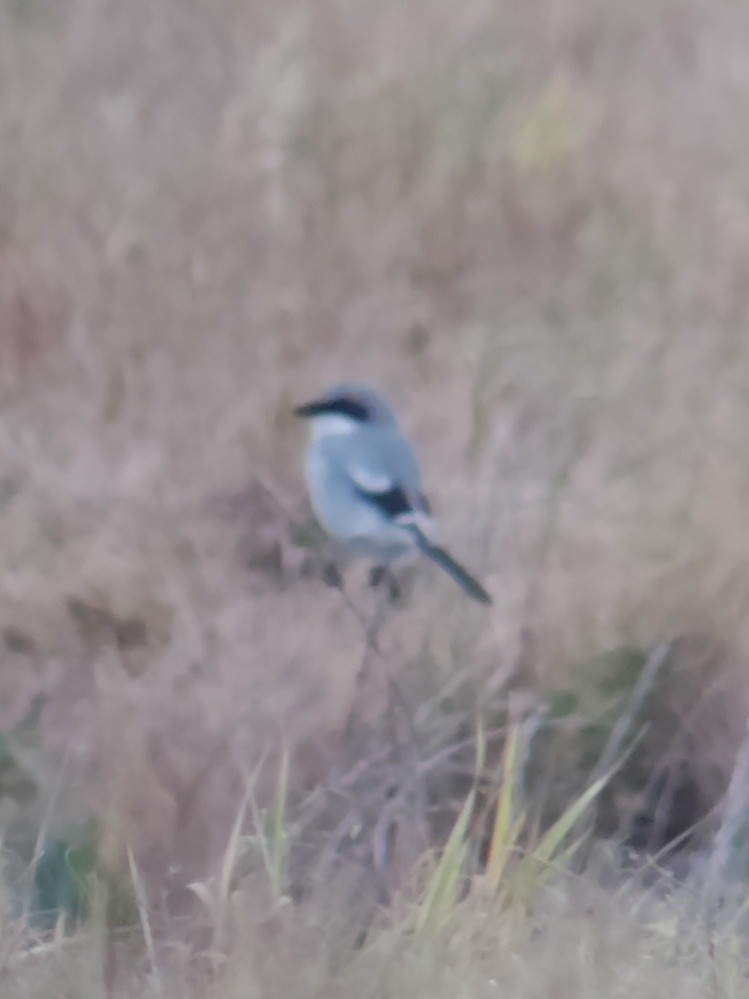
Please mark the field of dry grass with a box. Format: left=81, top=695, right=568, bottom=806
left=3, top=0, right=749, bottom=993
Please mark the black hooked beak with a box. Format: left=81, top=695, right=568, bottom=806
left=293, top=399, right=326, bottom=418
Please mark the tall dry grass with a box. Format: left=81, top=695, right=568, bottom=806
left=2, top=0, right=749, bottom=992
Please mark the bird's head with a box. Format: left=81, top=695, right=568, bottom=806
left=294, top=383, right=398, bottom=437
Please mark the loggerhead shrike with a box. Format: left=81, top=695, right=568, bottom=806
left=294, top=382, right=492, bottom=604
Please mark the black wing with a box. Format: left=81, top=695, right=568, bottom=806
left=353, top=480, right=414, bottom=519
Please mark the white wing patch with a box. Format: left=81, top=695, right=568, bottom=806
left=350, top=466, right=396, bottom=494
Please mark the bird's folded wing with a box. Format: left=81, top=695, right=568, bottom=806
left=349, top=466, right=414, bottom=518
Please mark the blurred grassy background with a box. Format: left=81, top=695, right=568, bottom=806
left=2, top=0, right=749, bottom=993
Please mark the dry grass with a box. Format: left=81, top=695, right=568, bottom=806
left=2, top=866, right=749, bottom=998
left=2, top=0, right=749, bottom=992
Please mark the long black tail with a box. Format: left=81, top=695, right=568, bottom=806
left=410, top=527, right=492, bottom=605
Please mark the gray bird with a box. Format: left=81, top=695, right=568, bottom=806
left=294, top=382, right=492, bottom=604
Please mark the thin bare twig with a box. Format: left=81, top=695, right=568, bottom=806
left=572, top=640, right=674, bottom=868
left=704, top=715, right=749, bottom=902
left=591, top=639, right=674, bottom=784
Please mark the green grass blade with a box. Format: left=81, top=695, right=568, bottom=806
left=415, top=722, right=486, bottom=937
left=485, top=725, right=522, bottom=892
